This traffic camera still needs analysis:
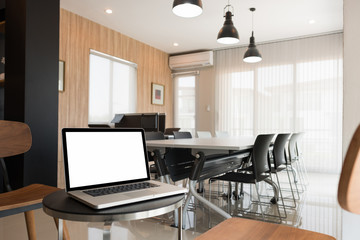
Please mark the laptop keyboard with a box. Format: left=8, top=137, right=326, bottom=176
left=84, top=182, right=159, bottom=197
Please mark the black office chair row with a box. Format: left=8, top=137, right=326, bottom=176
left=145, top=131, right=194, bottom=183
left=208, top=132, right=305, bottom=223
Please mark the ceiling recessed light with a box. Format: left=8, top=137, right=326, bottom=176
left=105, top=9, right=113, bottom=14
left=173, top=42, right=179, bottom=47
left=308, top=19, right=316, bottom=24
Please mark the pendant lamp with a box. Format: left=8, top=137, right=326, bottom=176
left=217, top=2, right=239, bottom=44
left=243, top=8, right=262, bottom=63
left=172, top=0, right=203, bottom=18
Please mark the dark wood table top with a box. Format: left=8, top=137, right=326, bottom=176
left=42, top=189, right=184, bottom=222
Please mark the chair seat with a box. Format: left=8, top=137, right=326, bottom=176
left=0, top=184, right=59, bottom=211
left=239, top=165, right=253, bottom=172
left=211, top=172, right=269, bottom=184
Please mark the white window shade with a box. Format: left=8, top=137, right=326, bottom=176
left=89, top=50, right=137, bottom=124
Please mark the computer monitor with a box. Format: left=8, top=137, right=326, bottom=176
left=141, top=113, right=158, bottom=132
left=112, top=113, right=160, bottom=132
left=88, top=123, right=111, bottom=128
left=113, top=113, right=142, bottom=128
left=158, top=113, right=166, bottom=133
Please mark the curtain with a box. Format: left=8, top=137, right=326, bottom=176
left=215, top=33, right=343, bottom=173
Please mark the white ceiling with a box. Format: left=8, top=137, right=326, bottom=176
left=60, top=0, right=343, bottom=55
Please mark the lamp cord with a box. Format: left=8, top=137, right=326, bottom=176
left=252, top=11, right=254, bottom=32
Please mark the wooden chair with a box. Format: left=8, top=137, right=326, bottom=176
left=338, top=124, right=360, bottom=214
left=195, top=217, right=335, bottom=240
left=0, top=120, right=69, bottom=240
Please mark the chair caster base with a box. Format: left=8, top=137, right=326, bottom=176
left=270, top=197, right=278, bottom=204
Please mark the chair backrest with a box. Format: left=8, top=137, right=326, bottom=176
left=145, top=131, right=165, bottom=140
left=215, top=131, right=229, bottom=138
left=164, top=128, right=180, bottom=135
left=338, top=124, right=360, bottom=214
left=251, top=134, right=275, bottom=180
left=164, top=148, right=195, bottom=182
left=173, top=131, right=192, bottom=139
left=295, top=132, right=305, bottom=157
left=273, top=133, right=291, bottom=169
left=288, top=133, right=302, bottom=162
left=0, top=120, right=32, bottom=158
left=197, top=131, right=212, bottom=138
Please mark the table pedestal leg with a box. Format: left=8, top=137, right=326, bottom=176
left=58, top=219, right=63, bottom=240
left=103, top=222, right=111, bottom=240
left=178, top=205, right=182, bottom=240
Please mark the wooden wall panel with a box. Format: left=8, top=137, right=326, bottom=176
left=58, top=9, right=173, bottom=187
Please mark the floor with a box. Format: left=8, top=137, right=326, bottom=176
left=0, top=172, right=341, bottom=240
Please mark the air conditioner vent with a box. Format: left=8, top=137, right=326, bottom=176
left=169, top=51, right=213, bottom=70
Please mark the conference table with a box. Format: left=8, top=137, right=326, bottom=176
left=146, top=136, right=280, bottom=227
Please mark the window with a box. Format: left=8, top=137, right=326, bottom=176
left=174, top=74, right=197, bottom=136
left=88, top=50, right=137, bottom=123
left=215, top=33, right=343, bottom=173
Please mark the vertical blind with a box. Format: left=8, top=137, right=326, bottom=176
left=215, top=33, right=343, bottom=173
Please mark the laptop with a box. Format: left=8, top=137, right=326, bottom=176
left=62, top=128, right=187, bottom=209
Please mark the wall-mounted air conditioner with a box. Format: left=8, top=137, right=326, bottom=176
left=169, top=51, right=213, bottom=70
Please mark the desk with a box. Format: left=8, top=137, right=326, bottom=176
left=147, top=137, right=280, bottom=227
left=43, top=190, right=185, bottom=240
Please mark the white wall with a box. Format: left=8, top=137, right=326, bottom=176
left=197, top=66, right=216, bottom=135
left=342, top=0, right=360, bottom=239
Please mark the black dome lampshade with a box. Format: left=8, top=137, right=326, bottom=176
left=172, top=0, right=203, bottom=18
left=243, top=31, right=262, bottom=63
left=243, top=8, right=262, bottom=63
left=217, top=4, right=239, bottom=44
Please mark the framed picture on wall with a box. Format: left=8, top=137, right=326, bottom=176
left=151, top=83, right=164, bottom=105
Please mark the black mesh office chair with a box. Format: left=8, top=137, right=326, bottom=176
left=209, top=134, right=282, bottom=222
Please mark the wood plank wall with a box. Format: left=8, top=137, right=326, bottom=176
left=58, top=9, right=173, bottom=187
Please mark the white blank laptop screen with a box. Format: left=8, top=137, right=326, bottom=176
left=65, top=131, right=148, bottom=188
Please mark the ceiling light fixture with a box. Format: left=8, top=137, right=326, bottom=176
left=105, top=9, right=113, bottom=14
left=217, top=1, right=239, bottom=45
left=308, top=19, right=316, bottom=24
left=172, top=0, right=203, bottom=18
left=173, top=42, right=179, bottom=46
left=243, top=8, right=262, bottom=63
